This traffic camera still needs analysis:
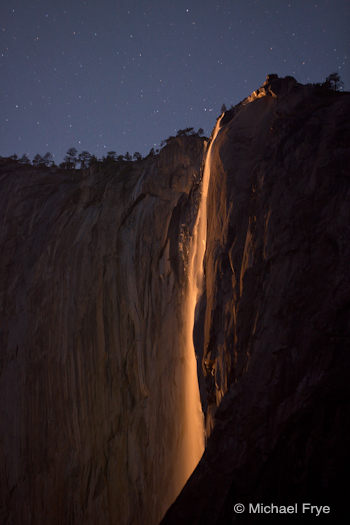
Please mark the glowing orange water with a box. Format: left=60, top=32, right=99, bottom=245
left=180, top=114, right=224, bottom=484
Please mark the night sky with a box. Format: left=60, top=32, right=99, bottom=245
left=1, top=0, right=349, bottom=163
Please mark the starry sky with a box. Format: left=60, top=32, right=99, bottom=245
left=1, top=0, right=349, bottom=162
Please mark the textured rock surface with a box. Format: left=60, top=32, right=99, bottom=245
left=162, top=78, right=350, bottom=523
left=0, top=136, right=206, bottom=525
left=2, top=76, right=350, bottom=525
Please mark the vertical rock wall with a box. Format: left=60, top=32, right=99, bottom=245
left=0, top=135, right=205, bottom=525
left=2, top=77, right=350, bottom=525
left=162, top=79, right=350, bottom=523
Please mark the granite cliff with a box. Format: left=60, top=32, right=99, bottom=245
left=0, top=136, right=206, bottom=525
left=163, top=76, right=350, bottom=523
left=1, top=76, right=350, bottom=524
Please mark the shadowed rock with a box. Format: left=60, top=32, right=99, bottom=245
left=0, top=137, right=206, bottom=525
left=161, top=76, right=350, bottom=524
left=1, top=76, right=350, bottom=525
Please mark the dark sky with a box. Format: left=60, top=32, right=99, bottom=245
left=1, top=0, right=349, bottom=162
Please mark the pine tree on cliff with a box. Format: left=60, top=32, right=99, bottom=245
left=32, top=154, right=44, bottom=167
left=78, top=151, right=92, bottom=169
left=133, top=152, right=142, bottom=161
left=324, top=72, right=343, bottom=91
left=43, top=152, right=54, bottom=167
left=19, top=154, right=30, bottom=164
left=106, top=151, right=117, bottom=161
left=124, top=152, right=132, bottom=161
left=64, top=147, right=78, bottom=169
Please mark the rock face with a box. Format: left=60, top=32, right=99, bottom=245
left=0, top=137, right=206, bottom=525
left=1, top=76, right=350, bottom=525
left=162, top=77, right=350, bottom=523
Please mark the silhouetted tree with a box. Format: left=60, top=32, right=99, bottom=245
left=101, top=151, right=118, bottom=167
left=197, top=128, right=204, bottom=136
left=176, top=127, right=195, bottom=136
left=147, top=147, right=155, bottom=158
left=106, top=151, right=117, bottom=161
left=64, top=147, right=78, bottom=169
left=124, top=151, right=132, bottom=161
left=33, top=154, right=44, bottom=167
left=324, top=72, right=343, bottom=91
left=19, top=154, right=30, bottom=164
left=78, top=151, right=91, bottom=169
left=88, top=155, right=99, bottom=168
left=133, top=152, right=142, bottom=161
left=117, top=154, right=125, bottom=162
left=221, top=103, right=227, bottom=113
left=10, top=154, right=18, bottom=161
left=43, top=152, right=54, bottom=167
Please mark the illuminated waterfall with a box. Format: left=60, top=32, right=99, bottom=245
left=179, top=114, right=224, bottom=487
